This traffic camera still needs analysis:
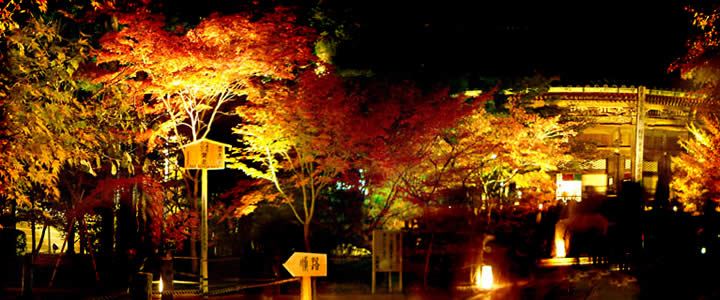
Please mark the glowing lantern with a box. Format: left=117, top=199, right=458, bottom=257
left=673, top=206, right=678, bottom=212
left=555, top=238, right=566, bottom=258
left=159, top=276, right=163, bottom=293
left=701, top=247, right=707, bottom=254
left=475, top=265, right=493, bottom=290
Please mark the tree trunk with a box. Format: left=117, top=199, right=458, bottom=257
left=67, top=222, right=76, bottom=255
left=79, top=217, right=86, bottom=255
left=423, top=231, right=434, bottom=290
left=31, top=200, right=36, bottom=256
left=98, top=207, right=114, bottom=256
left=303, top=222, right=311, bottom=252
left=34, top=225, right=47, bottom=255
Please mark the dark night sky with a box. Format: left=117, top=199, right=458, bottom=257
left=324, top=1, right=695, bottom=88
left=165, top=0, right=696, bottom=88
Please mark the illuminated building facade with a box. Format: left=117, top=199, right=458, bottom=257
left=529, top=86, right=707, bottom=203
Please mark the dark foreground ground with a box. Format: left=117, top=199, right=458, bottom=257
left=0, top=263, right=691, bottom=300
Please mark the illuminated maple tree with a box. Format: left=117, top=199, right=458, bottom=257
left=342, top=82, right=482, bottom=231
left=0, top=15, right=164, bottom=267
left=94, top=8, right=316, bottom=147
left=671, top=117, right=720, bottom=213
left=230, top=69, right=353, bottom=251
left=670, top=6, right=720, bottom=104
left=355, top=88, right=573, bottom=228
left=0, top=19, right=100, bottom=206
left=668, top=5, right=720, bottom=213
left=93, top=8, right=318, bottom=257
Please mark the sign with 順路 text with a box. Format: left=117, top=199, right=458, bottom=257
left=282, top=252, right=327, bottom=277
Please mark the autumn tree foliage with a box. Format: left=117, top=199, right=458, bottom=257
left=0, top=14, right=160, bottom=265
left=668, top=6, right=720, bottom=213
left=93, top=8, right=318, bottom=255
left=670, top=6, right=720, bottom=105
left=671, top=118, right=720, bottom=213
left=343, top=82, right=483, bottom=231
left=351, top=84, right=574, bottom=231
left=230, top=69, right=353, bottom=251
left=0, top=19, right=100, bottom=206
left=93, top=8, right=316, bottom=148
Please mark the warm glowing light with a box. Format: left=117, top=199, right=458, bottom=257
left=673, top=206, right=678, bottom=212
left=555, top=238, right=566, bottom=258
left=556, top=178, right=581, bottom=202
left=463, top=90, right=484, bottom=97
left=159, top=276, right=163, bottom=293
left=538, top=203, right=544, bottom=210
left=490, top=154, right=497, bottom=160
left=701, top=247, right=707, bottom=254
left=513, top=201, right=520, bottom=206
left=475, top=265, right=493, bottom=290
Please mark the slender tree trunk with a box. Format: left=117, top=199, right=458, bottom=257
left=67, top=222, right=76, bottom=255
left=423, top=231, right=434, bottom=290
left=98, top=207, right=114, bottom=256
left=303, top=222, right=311, bottom=252
left=31, top=200, right=36, bottom=257
left=79, top=216, right=86, bottom=255
left=34, top=225, right=47, bottom=255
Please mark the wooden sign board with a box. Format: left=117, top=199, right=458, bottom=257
left=182, top=139, right=230, bottom=170
left=283, top=252, right=327, bottom=277
left=373, top=230, right=402, bottom=272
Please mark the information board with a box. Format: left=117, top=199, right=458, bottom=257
left=182, top=139, right=230, bottom=170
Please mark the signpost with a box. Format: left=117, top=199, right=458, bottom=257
left=182, top=138, right=230, bottom=297
left=372, top=230, right=402, bottom=294
left=283, top=252, right=327, bottom=300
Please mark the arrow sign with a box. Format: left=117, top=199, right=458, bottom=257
left=283, top=252, right=327, bottom=277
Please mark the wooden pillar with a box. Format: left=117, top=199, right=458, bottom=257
left=398, top=232, right=403, bottom=292
left=300, top=276, right=311, bottom=300
left=201, top=169, right=209, bottom=297
left=633, top=87, right=646, bottom=183
left=161, top=256, right=174, bottom=300
left=371, top=230, right=376, bottom=294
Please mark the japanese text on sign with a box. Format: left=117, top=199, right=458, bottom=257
left=283, top=252, right=327, bottom=277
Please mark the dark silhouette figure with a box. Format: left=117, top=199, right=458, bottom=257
left=610, top=181, right=644, bottom=271
left=655, top=152, right=671, bottom=209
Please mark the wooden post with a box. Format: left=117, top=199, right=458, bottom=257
left=161, top=256, right=174, bottom=300
left=201, top=169, right=208, bottom=297
left=388, top=271, right=392, bottom=292
left=31, top=201, right=35, bottom=257
left=633, top=86, right=646, bottom=183
left=282, top=252, right=326, bottom=300
left=371, top=231, right=376, bottom=294
left=181, top=138, right=230, bottom=297
left=398, top=232, right=403, bottom=292
left=300, top=276, right=311, bottom=300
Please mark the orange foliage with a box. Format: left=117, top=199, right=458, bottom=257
left=360, top=96, right=575, bottom=228
left=93, top=8, right=317, bottom=148
left=671, top=117, right=720, bottom=212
